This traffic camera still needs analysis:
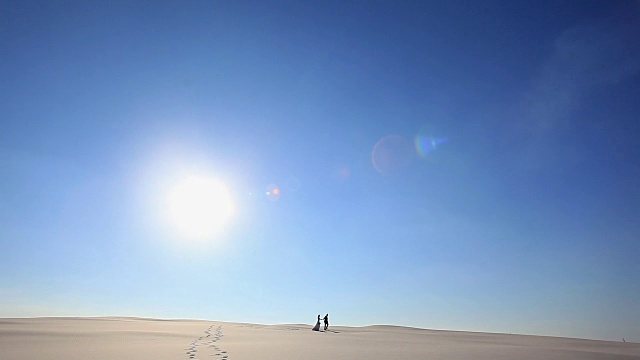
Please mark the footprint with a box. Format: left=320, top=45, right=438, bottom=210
left=185, top=324, right=228, bottom=360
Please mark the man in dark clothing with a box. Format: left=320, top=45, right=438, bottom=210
left=323, top=314, right=329, bottom=331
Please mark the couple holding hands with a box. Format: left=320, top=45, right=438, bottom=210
left=312, top=314, right=329, bottom=331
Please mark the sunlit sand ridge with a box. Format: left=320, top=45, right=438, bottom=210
left=1, top=317, right=639, bottom=360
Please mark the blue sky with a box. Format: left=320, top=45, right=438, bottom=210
left=1, top=0, right=639, bottom=341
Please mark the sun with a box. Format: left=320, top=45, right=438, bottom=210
left=166, top=175, right=235, bottom=238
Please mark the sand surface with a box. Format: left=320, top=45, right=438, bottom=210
left=1, top=317, right=638, bottom=360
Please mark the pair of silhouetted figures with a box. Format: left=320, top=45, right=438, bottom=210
left=312, top=314, right=329, bottom=331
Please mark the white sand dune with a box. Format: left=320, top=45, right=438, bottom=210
left=0, top=317, right=638, bottom=360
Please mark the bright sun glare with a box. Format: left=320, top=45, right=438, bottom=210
left=167, top=175, right=235, bottom=238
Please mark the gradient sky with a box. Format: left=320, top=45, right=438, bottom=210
left=2, top=0, right=640, bottom=342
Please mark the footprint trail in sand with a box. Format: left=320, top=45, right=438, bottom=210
left=185, top=324, right=228, bottom=360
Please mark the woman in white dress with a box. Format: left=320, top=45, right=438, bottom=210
left=312, top=315, right=321, bottom=331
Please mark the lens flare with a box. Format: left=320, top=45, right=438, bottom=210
left=266, top=183, right=280, bottom=201
left=284, top=177, right=301, bottom=192
left=414, top=135, right=448, bottom=158
left=371, top=135, right=414, bottom=175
